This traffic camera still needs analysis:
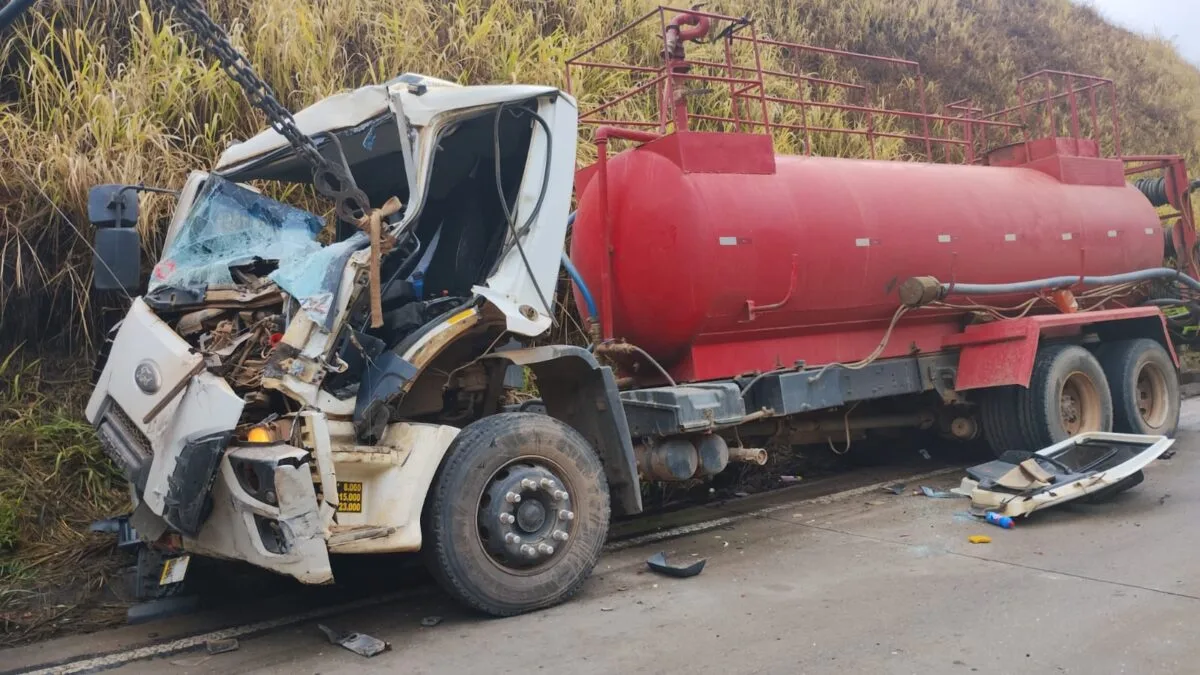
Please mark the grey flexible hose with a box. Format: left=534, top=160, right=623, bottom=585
left=940, top=267, right=1200, bottom=297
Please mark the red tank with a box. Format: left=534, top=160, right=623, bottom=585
left=569, top=132, right=1163, bottom=383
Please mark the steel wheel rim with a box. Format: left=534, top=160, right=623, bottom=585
left=1135, top=361, right=1170, bottom=428
left=475, top=456, right=576, bottom=576
left=1060, top=371, right=1102, bottom=436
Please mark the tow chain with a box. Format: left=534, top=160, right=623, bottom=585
left=162, top=0, right=370, bottom=224
left=164, top=0, right=402, bottom=327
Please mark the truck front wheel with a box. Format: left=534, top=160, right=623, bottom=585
left=424, top=413, right=610, bottom=616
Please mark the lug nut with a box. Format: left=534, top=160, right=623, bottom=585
left=505, top=491, right=522, bottom=504
left=505, top=533, right=521, bottom=544
left=559, top=509, right=575, bottom=521
left=537, top=543, right=555, bottom=555
left=499, top=513, right=515, bottom=524
left=540, top=478, right=555, bottom=489
left=552, top=530, right=569, bottom=541
left=553, top=490, right=569, bottom=501
left=520, top=544, right=537, bottom=558
left=521, top=478, right=537, bottom=490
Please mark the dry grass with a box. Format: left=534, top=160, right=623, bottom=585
left=0, top=0, right=1197, bottom=350
left=0, top=348, right=128, bottom=645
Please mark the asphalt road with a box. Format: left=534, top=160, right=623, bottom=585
left=8, top=401, right=1199, bottom=675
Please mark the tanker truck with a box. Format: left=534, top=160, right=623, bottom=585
left=80, top=4, right=1200, bottom=615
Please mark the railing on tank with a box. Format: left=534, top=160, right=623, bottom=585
left=565, top=6, right=1123, bottom=164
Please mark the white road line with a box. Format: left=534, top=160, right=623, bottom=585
left=17, top=590, right=431, bottom=675
left=604, top=467, right=961, bottom=552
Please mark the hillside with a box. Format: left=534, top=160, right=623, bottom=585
left=1, top=0, right=1199, bottom=351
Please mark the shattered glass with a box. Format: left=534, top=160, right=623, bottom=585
left=149, top=176, right=324, bottom=291
left=270, top=232, right=368, bottom=328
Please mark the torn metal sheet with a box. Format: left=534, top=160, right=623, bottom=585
left=967, top=432, right=1173, bottom=517
left=318, top=624, right=391, bottom=657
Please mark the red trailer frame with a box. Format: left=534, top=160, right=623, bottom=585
left=567, top=6, right=1195, bottom=391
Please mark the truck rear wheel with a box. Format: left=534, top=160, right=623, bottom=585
left=424, top=413, right=610, bottom=616
left=1096, top=339, right=1180, bottom=436
left=1016, top=344, right=1113, bottom=448
left=980, top=386, right=1026, bottom=454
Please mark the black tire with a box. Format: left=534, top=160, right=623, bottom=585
left=1015, top=344, right=1113, bottom=448
left=1096, top=339, right=1180, bottom=437
left=423, top=413, right=610, bottom=617
left=980, top=386, right=1027, bottom=455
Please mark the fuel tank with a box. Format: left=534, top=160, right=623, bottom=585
left=569, top=132, right=1163, bottom=382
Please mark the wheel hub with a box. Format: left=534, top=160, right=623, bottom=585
left=478, top=462, right=574, bottom=570
left=516, top=500, right=547, bottom=532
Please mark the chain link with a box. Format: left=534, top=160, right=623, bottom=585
left=163, top=0, right=370, bottom=222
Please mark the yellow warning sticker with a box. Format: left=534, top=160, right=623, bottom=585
left=337, top=481, right=364, bottom=513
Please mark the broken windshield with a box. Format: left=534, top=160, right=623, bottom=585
left=149, top=176, right=324, bottom=291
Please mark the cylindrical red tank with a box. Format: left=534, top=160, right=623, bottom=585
left=570, top=133, right=1162, bottom=382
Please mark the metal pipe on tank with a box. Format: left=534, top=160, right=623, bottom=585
left=729, top=446, right=768, bottom=465
left=592, top=127, right=662, bottom=341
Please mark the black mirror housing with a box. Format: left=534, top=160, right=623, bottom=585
left=93, top=228, right=140, bottom=292
left=88, top=184, right=139, bottom=229
left=89, top=184, right=140, bottom=292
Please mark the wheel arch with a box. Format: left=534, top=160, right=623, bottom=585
left=484, top=346, right=643, bottom=516
left=949, top=307, right=1178, bottom=392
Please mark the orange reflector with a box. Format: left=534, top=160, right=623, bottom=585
left=247, top=427, right=272, bottom=443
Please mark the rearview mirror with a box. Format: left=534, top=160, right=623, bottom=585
left=88, top=184, right=139, bottom=228
left=89, top=184, right=140, bottom=292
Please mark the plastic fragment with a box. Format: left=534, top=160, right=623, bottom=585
left=882, top=483, right=906, bottom=495
left=206, top=638, right=239, bottom=655
left=646, top=551, right=707, bottom=578
left=420, top=616, right=443, bottom=627
left=968, top=535, right=992, bottom=544
left=318, top=623, right=391, bottom=658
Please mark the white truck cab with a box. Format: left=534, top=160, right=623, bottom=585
left=85, top=74, right=641, bottom=615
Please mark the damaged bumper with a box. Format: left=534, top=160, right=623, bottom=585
left=964, top=432, right=1174, bottom=517
left=187, top=443, right=333, bottom=584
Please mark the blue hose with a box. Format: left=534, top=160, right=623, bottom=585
left=562, top=211, right=599, bottom=320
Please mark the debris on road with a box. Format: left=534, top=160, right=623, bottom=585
left=985, top=512, right=1015, bottom=529
left=920, top=486, right=964, bottom=499
left=318, top=624, right=391, bottom=658
left=882, top=483, right=906, bottom=495
left=420, top=616, right=443, bottom=628
left=647, top=552, right=707, bottom=578
left=963, top=433, right=1174, bottom=518
left=205, top=638, right=239, bottom=655
left=779, top=475, right=803, bottom=484
left=967, top=535, right=992, bottom=544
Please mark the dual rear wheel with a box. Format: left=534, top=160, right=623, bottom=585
left=981, top=339, right=1179, bottom=455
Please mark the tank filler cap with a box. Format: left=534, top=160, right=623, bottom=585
left=899, top=276, right=943, bottom=308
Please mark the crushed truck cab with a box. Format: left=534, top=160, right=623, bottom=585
left=87, top=75, right=638, bottom=611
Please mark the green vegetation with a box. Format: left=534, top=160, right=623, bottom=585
left=0, top=349, right=126, bottom=643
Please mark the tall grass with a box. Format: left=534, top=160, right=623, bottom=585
left=1, top=0, right=1199, bottom=351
